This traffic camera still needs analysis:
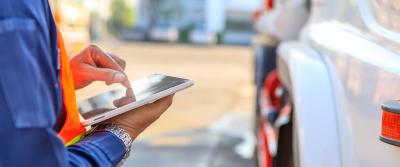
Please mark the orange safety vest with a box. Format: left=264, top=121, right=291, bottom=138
left=56, top=27, right=86, bottom=146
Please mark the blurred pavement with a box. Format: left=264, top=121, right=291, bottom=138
left=75, top=42, right=255, bottom=167
left=124, top=113, right=256, bottom=167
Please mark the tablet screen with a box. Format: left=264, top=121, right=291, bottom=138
left=78, top=74, right=189, bottom=120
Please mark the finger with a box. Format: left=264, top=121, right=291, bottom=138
left=108, top=53, right=126, bottom=70
left=140, top=96, right=173, bottom=119
left=89, top=45, right=132, bottom=89
left=113, top=97, right=124, bottom=107
left=113, top=96, right=135, bottom=107
left=90, top=45, right=124, bottom=72
left=148, top=95, right=174, bottom=110
left=157, top=95, right=174, bottom=105
left=84, top=65, right=131, bottom=88
left=125, top=87, right=136, bottom=101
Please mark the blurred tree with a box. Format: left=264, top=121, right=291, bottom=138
left=178, top=24, right=194, bottom=43
left=108, top=0, right=134, bottom=34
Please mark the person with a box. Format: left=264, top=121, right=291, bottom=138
left=0, top=1, right=173, bottom=166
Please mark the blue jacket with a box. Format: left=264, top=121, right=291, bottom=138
left=0, top=1, right=125, bottom=166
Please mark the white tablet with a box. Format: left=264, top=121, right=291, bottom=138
left=78, top=74, right=193, bottom=126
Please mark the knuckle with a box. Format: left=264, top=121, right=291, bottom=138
left=89, top=44, right=99, bottom=50
left=108, top=71, right=118, bottom=78
left=89, top=44, right=102, bottom=55
left=88, top=44, right=99, bottom=56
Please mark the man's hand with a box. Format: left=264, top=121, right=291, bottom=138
left=71, top=45, right=174, bottom=140
left=70, top=44, right=131, bottom=90
left=104, top=95, right=174, bottom=140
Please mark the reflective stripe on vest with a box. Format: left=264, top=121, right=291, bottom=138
left=56, top=27, right=86, bottom=146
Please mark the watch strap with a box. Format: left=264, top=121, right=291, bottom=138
left=86, top=124, right=133, bottom=165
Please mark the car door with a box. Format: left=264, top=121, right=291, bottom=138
left=306, top=0, right=400, bottom=166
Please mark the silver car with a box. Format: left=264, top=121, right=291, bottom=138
left=257, top=0, right=400, bottom=167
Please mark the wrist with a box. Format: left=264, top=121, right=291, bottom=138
left=103, top=120, right=142, bottom=140
left=87, top=124, right=133, bottom=148
left=87, top=124, right=134, bottom=165
left=115, top=123, right=141, bottom=140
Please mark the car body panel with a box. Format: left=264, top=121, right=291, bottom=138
left=307, top=21, right=400, bottom=167
left=277, top=42, right=341, bottom=167
left=277, top=0, right=400, bottom=166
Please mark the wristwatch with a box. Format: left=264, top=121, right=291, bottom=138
left=86, top=124, right=133, bottom=165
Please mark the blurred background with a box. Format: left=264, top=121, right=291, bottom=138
left=50, top=0, right=261, bottom=166
left=47, top=0, right=400, bottom=167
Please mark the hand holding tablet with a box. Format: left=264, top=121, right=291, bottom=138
left=78, top=74, right=193, bottom=126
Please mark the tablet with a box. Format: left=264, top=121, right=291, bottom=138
left=78, top=74, right=193, bottom=126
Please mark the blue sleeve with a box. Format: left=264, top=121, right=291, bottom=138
left=68, top=132, right=126, bottom=166
left=0, top=1, right=126, bottom=166
left=0, top=128, right=126, bottom=167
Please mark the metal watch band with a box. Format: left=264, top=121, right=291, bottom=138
left=87, top=124, right=133, bottom=165
left=99, top=124, right=133, bottom=148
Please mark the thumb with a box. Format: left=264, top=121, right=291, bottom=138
left=85, top=65, right=131, bottom=88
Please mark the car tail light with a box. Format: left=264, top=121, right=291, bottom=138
left=380, top=100, right=400, bottom=146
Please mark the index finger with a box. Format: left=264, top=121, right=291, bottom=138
left=108, top=53, right=126, bottom=70
left=90, top=46, right=132, bottom=88
left=91, top=46, right=124, bottom=72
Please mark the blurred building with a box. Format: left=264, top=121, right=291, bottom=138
left=131, top=0, right=262, bottom=44
left=223, top=0, right=261, bottom=45
left=50, top=0, right=261, bottom=45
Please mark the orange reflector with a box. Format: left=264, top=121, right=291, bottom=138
left=380, top=100, right=400, bottom=146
